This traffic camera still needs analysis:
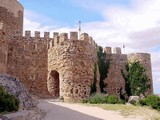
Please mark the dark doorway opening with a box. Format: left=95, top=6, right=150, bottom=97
left=48, top=70, right=60, bottom=98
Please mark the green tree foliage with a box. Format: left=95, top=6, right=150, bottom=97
left=122, top=61, right=150, bottom=96
left=0, top=86, right=19, bottom=113
left=97, top=46, right=109, bottom=93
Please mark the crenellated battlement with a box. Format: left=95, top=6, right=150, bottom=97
left=8, top=31, right=98, bottom=52
left=104, top=47, right=122, bottom=54
left=51, top=32, right=97, bottom=48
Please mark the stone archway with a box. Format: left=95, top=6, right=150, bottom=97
left=47, top=70, right=60, bottom=98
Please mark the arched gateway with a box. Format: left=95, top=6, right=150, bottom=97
left=47, top=70, right=60, bottom=98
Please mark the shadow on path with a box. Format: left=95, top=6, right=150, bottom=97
left=38, top=100, right=103, bottom=120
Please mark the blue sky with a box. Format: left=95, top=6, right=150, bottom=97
left=19, top=0, right=130, bottom=25
left=18, top=0, right=160, bottom=94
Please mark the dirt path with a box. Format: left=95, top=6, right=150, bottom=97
left=38, top=99, right=143, bottom=120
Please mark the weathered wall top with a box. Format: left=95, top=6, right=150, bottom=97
left=0, top=0, right=23, bottom=17
left=104, top=47, right=122, bottom=54
left=12, top=31, right=97, bottom=50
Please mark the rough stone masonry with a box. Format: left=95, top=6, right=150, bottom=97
left=0, top=0, right=153, bottom=102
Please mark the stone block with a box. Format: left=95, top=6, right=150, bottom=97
left=70, top=32, right=78, bottom=40
left=113, top=47, right=121, bottom=54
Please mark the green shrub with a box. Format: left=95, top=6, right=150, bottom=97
left=118, top=99, right=125, bottom=104
left=82, top=99, right=89, bottom=103
left=145, top=95, right=160, bottom=110
left=139, top=95, right=160, bottom=111
left=106, top=94, right=119, bottom=104
left=139, top=99, right=147, bottom=106
left=129, top=99, right=139, bottom=105
left=88, top=94, right=106, bottom=104
left=0, top=86, right=19, bottom=113
left=82, top=93, right=123, bottom=104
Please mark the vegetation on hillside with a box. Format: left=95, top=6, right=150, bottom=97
left=139, top=94, right=160, bottom=111
left=0, top=85, right=19, bottom=113
left=83, top=93, right=124, bottom=104
left=92, top=103, right=160, bottom=119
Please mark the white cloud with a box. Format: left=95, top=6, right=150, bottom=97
left=157, top=78, right=160, bottom=82
left=69, top=0, right=106, bottom=12
left=153, top=72, right=160, bottom=94
left=23, top=0, right=160, bottom=94
left=24, top=10, right=57, bottom=26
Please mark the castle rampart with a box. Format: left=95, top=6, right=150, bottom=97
left=104, top=48, right=153, bottom=96
left=104, top=47, right=112, bottom=54
left=0, top=23, right=9, bottom=73
left=5, top=29, right=98, bottom=100
left=48, top=32, right=98, bottom=101
left=104, top=47, right=127, bottom=96
left=0, top=0, right=153, bottom=101
left=6, top=31, right=50, bottom=98
left=104, top=47, right=122, bottom=54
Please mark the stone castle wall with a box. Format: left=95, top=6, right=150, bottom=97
left=0, top=0, right=23, bottom=35
left=0, top=0, right=153, bottom=101
left=0, top=23, right=9, bottom=73
left=5, top=30, right=98, bottom=100
left=0, top=0, right=23, bottom=74
left=104, top=47, right=127, bottom=96
left=103, top=47, right=153, bottom=96
left=6, top=31, right=51, bottom=98
left=48, top=32, right=98, bottom=102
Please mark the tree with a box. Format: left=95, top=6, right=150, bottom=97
left=122, top=61, right=150, bottom=96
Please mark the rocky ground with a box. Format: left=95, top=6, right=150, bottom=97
left=0, top=73, right=35, bottom=110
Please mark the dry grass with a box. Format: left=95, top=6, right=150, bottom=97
left=86, top=104, right=160, bottom=120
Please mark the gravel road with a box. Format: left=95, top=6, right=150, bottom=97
left=38, top=99, right=142, bottom=120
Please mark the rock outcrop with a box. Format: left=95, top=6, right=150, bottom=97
left=0, top=115, right=9, bottom=120
left=128, top=96, right=140, bottom=105
left=0, top=73, right=35, bottom=110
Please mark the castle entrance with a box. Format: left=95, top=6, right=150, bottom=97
left=48, top=70, right=60, bottom=98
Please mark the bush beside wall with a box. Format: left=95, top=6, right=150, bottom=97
left=0, top=86, right=19, bottom=113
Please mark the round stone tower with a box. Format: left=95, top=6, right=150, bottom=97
left=0, top=0, right=24, bottom=35
left=127, top=53, right=153, bottom=94
left=48, top=32, right=98, bottom=102
left=0, top=0, right=23, bottom=73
